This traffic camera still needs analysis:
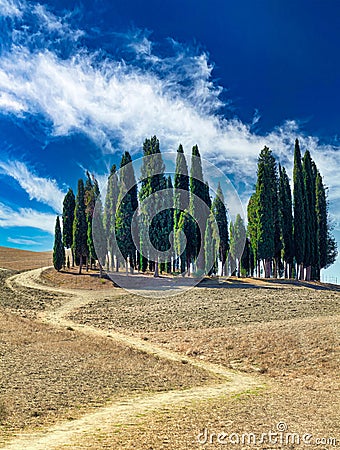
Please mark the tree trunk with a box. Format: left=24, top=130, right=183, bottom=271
left=299, top=263, right=304, bottom=280
left=78, top=255, right=82, bottom=275
left=71, top=248, right=75, bottom=268
left=305, top=265, right=311, bottom=281
left=99, top=262, right=103, bottom=278
left=116, top=257, right=119, bottom=273
left=154, top=260, right=159, bottom=277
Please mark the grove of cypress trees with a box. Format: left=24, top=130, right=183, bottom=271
left=62, top=188, right=75, bottom=266
left=293, top=139, right=306, bottom=279
left=92, top=195, right=107, bottom=277
left=53, top=216, right=65, bottom=271
left=72, top=179, right=88, bottom=274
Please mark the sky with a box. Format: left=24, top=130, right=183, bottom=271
left=0, top=0, right=339, bottom=280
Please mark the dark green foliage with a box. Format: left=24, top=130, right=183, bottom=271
left=72, top=179, right=88, bottom=274
left=53, top=216, right=65, bottom=271
left=315, top=171, right=328, bottom=273
left=62, top=188, right=75, bottom=264
left=211, top=183, right=229, bottom=275
left=241, top=237, right=253, bottom=277
left=293, top=139, right=306, bottom=271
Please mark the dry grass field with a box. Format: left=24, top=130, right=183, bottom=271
left=0, top=247, right=339, bottom=449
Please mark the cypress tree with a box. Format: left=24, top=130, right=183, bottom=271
left=315, top=171, right=328, bottom=279
left=204, top=209, right=219, bottom=275
left=256, top=146, right=277, bottom=278
left=53, top=216, right=65, bottom=271
left=139, top=136, right=167, bottom=277
left=211, top=183, right=229, bottom=276
left=174, top=144, right=189, bottom=271
left=115, top=151, right=138, bottom=274
left=278, top=164, right=294, bottom=278
left=104, top=165, right=119, bottom=271
left=62, top=188, right=75, bottom=267
left=302, top=151, right=316, bottom=280
left=84, top=172, right=99, bottom=270
left=190, top=144, right=209, bottom=272
left=293, top=139, right=306, bottom=279
left=72, top=179, right=88, bottom=274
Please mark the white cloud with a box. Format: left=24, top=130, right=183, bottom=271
left=7, top=236, right=41, bottom=245
left=0, top=160, right=65, bottom=212
left=0, top=0, right=339, bottom=232
left=0, top=202, right=56, bottom=233
left=0, top=0, right=23, bottom=18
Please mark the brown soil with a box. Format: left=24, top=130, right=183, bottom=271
left=0, top=247, right=52, bottom=271
left=0, top=260, right=339, bottom=449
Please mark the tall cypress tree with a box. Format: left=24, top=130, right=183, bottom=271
left=293, top=139, right=306, bottom=279
left=315, top=171, right=328, bottom=280
left=212, top=183, right=229, bottom=276
left=139, top=136, right=167, bottom=277
left=190, top=144, right=209, bottom=272
left=256, top=146, right=277, bottom=278
left=53, top=216, right=65, bottom=271
left=302, top=150, right=316, bottom=280
left=115, top=151, right=138, bottom=274
left=104, top=165, right=119, bottom=271
left=62, top=188, right=75, bottom=267
left=174, top=144, right=189, bottom=271
left=72, top=179, right=88, bottom=274
left=278, top=164, right=294, bottom=278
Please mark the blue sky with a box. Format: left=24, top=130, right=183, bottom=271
left=0, top=0, right=339, bottom=279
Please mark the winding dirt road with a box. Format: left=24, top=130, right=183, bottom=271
left=2, top=268, right=263, bottom=450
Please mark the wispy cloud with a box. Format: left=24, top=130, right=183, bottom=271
left=0, top=202, right=56, bottom=233
left=0, top=160, right=65, bottom=212
left=7, top=236, right=42, bottom=245
left=0, top=0, right=23, bottom=18
left=0, top=0, right=339, bottom=231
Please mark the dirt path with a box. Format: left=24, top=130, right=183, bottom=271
left=2, top=268, right=263, bottom=450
